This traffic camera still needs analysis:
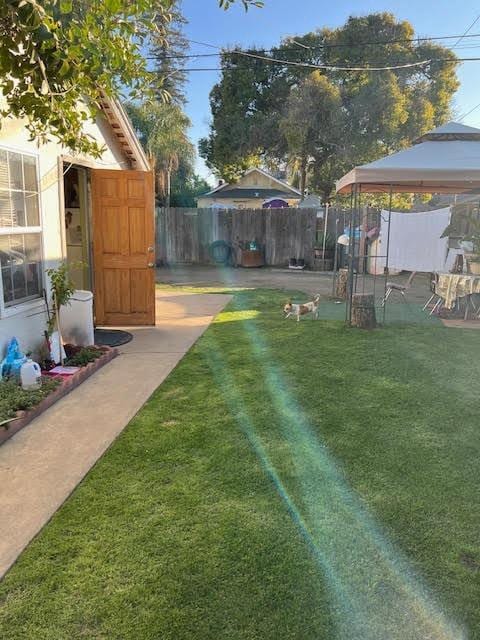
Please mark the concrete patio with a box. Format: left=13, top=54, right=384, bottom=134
left=156, top=264, right=433, bottom=304
left=0, top=289, right=231, bottom=578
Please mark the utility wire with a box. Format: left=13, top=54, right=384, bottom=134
left=147, top=32, right=480, bottom=72
left=183, top=32, right=480, bottom=55
left=173, top=56, right=480, bottom=73
left=154, top=40, right=480, bottom=60
left=452, top=14, right=480, bottom=47
left=458, top=101, right=480, bottom=120
left=223, top=48, right=433, bottom=71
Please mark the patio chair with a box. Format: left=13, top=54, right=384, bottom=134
left=381, top=271, right=416, bottom=307
left=423, top=272, right=443, bottom=315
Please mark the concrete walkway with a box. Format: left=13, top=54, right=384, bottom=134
left=0, top=289, right=231, bottom=578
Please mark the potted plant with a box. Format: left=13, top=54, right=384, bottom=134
left=45, top=262, right=77, bottom=365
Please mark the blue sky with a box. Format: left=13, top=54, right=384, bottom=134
left=181, top=0, right=480, bottom=182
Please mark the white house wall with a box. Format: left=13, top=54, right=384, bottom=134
left=0, top=113, right=126, bottom=358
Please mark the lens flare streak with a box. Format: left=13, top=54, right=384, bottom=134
left=200, top=271, right=464, bottom=640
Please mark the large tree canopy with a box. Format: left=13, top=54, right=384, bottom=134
left=0, top=0, right=262, bottom=156
left=199, top=12, right=460, bottom=200
left=280, top=71, right=342, bottom=197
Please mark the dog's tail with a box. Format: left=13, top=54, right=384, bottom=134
left=313, top=294, right=320, bottom=303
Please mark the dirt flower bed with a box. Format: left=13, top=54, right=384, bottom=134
left=0, top=346, right=117, bottom=446
left=0, top=377, right=61, bottom=423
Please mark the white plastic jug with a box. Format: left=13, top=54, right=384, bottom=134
left=20, top=359, right=42, bottom=391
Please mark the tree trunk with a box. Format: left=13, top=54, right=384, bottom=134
left=299, top=157, right=307, bottom=200
left=336, top=267, right=348, bottom=299
left=165, top=169, right=171, bottom=208
left=351, top=293, right=376, bottom=329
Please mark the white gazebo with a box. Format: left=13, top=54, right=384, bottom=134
left=335, top=122, right=480, bottom=323
left=337, top=122, right=480, bottom=195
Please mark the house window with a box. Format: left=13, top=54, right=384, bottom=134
left=0, top=149, right=42, bottom=308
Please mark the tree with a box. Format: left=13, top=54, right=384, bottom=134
left=152, top=1, right=189, bottom=104
left=170, top=170, right=212, bottom=207
left=219, top=0, right=264, bottom=7
left=280, top=71, right=342, bottom=198
left=0, top=0, right=262, bottom=155
left=125, top=101, right=195, bottom=206
left=0, top=0, right=174, bottom=157
left=200, top=12, right=459, bottom=200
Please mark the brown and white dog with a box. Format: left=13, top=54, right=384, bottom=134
left=283, top=294, right=320, bottom=322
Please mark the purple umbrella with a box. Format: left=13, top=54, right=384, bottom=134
left=262, top=198, right=289, bottom=208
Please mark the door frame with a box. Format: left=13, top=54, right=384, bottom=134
left=61, top=163, right=93, bottom=292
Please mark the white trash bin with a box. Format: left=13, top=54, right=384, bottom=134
left=60, top=290, right=95, bottom=347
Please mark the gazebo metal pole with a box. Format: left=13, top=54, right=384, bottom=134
left=355, top=188, right=361, bottom=292
left=322, top=202, right=329, bottom=260
left=346, top=184, right=358, bottom=325
left=332, top=216, right=339, bottom=296
left=383, top=185, right=393, bottom=324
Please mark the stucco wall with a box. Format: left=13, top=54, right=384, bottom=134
left=0, top=113, right=126, bottom=358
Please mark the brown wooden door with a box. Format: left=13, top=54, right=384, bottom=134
left=91, top=169, right=155, bottom=326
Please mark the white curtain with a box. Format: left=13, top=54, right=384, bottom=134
left=374, top=208, right=451, bottom=273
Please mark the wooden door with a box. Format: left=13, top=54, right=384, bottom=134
left=91, top=169, right=155, bottom=326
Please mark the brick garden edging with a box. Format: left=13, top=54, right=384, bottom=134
left=0, top=347, right=118, bottom=447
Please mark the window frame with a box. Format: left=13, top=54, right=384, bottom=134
left=0, top=145, right=45, bottom=318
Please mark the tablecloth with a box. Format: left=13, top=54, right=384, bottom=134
left=436, top=273, right=480, bottom=309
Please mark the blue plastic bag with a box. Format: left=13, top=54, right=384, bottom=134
left=1, top=337, right=27, bottom=380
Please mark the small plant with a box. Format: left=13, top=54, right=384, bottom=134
left=316, top=232, right=335, bottom=252
left=45, top=262, right=78, bottom=336
left=0, top=378, right=60, bottom=423
left=65, top=346, right=104, bottom=368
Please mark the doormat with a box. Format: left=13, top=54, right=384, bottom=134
left=94, top=329, right=133, bottom=347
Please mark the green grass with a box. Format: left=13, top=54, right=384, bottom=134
left=0, top=288, right=479, bottom=639
left=156, top=282, right=252, bottom=295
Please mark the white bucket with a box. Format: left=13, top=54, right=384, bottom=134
left=20, top=359, right=42, bottom=390
left=60, top=290, right=95, bottom=346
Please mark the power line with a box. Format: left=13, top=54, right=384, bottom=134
left=184, top=32, right=480, bottom=55
left=452, top=14, right=480, bottom=48
left=191, top=32, right=480, bottom=51
left=226, top=48, right=433, bottom=71
left=148, top=32, right=480, bottom=73
left=173, top=55, right=480, bottom=74
left=149, top=37, right=466, bottom=73
left=155, top=39, right=480, bottom=60
left=458, top=101, right=480, bottom=120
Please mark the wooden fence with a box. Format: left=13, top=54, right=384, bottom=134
left=156, top=207, right=321, bottom=267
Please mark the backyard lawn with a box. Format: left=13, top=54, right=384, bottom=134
left=0, top=287, right=479, bottom=639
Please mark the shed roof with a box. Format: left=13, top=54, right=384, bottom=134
left=204, top=188, right=298, bottom=199
left=202, top=168, right=301, bottom=197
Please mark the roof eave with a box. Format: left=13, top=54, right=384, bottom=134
left=99, top=95, right=150, bottom=171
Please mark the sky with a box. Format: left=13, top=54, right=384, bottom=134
left=181, top=0, right=480, bottom=183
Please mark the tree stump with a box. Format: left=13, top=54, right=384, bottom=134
left=351, top=293, right=377, bottom=329
left=336, top=268, right=349, bottom=299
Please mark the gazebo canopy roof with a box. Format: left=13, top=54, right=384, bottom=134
left=336, top=122, right=480, bottom=194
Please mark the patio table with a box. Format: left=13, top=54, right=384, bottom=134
left=436, top=273, right=480, bottom=318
